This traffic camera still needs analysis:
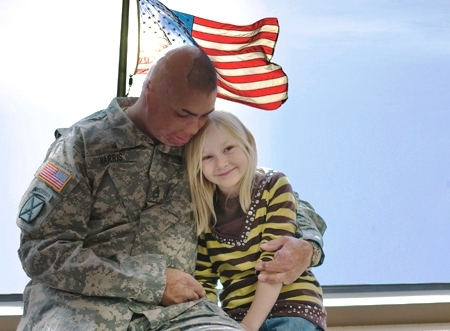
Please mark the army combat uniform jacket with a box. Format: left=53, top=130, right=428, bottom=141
left=16, top=98, right=326, bottom=331
left=17, top=98, right=222, bottom=330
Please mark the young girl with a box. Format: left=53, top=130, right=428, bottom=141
left=185, top=111, right=327, bottom=331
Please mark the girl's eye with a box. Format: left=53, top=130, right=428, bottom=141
left=202, top=155, right=212, bottom=161
left=224, top=146, right=234, bottom=152
left=177, top=112, right=188, bottom=118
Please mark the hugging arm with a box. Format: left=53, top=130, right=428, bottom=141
left=255, top=192, right=327, bottom=284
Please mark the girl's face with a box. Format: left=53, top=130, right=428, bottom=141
left=201, top=126, right=248, bottom=196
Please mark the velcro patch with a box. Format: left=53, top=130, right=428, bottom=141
left=19, top=194, right=45, bottom=223
left=38, top=161, right=72, bottom=192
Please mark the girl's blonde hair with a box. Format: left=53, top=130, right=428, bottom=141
left=185, top=111, right=258, bottom=235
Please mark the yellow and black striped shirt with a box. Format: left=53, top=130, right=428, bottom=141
left=195, top=168, right=327, bottom=330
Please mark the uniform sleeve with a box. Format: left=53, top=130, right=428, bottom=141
left=16, top=136, right=166, bottom=305
left=195, top=233, right=219, bottom=303
left=259, top=174, right=298, bottom=262
left=293, top=192, right=327, bottom=266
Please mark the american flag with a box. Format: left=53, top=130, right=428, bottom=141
left=38, top=162, right=72, bottom=192
left=136, top=0, right=288, bottom=111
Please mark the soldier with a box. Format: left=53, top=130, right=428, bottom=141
left=16, top=45, right=326, bottom=331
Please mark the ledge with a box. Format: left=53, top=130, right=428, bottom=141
left=322, top=283, right=450, bottom=327
left=2, top=283, right=450, bottom=330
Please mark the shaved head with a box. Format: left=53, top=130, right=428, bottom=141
left=144, top=45, right=217, bottom=95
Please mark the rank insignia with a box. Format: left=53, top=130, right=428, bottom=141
left=38, top=161, right=72, bottom=192
left=19, top=195, right=45, bottom=223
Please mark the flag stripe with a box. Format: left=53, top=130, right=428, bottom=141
left=192, top=30, right=278, bottom=46
left=218, top=73, right=287, bottom=91
left=216, top=65, right=286, bottom=80
left=213, top=58, right=273, bottom=69
left=193, top=41, right=276, bottom=57
left=207, top=52, right=271, bottom=63
left=218, top=81, right=287, bottom=98
left=217, top=92, right=287, bottom=111
left=193, top=16, right=279, bottom=33
left=136, top=0, right=288, bottom=110
left=217, top=75, right=288, bottom=91
left=218, top=89, right=287, bottom=104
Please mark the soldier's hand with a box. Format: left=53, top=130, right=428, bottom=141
left=160, top=268, right=206, bottom=306
left=255, top=236, right=312, bottom=285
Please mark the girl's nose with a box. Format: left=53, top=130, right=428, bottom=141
left=216, top=155, right=228, bottom=168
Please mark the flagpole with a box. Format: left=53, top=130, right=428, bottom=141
left=117, top=0, right=130, bottom=97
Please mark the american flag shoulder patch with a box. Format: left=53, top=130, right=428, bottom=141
left=37, top=161, right=73, bottom=193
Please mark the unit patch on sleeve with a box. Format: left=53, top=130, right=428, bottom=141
left=19, top=194, right=45, bottom=223
left=38, top=161, right=73, bottom=192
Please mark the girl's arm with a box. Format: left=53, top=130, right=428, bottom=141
left=240, top=279, right=282, bottom=331
left=241, top=171, right=297, bottom=331
left=195, top=233, right=220, bottom=303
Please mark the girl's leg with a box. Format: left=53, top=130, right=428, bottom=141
left=259, top=316, right=323, bottom=331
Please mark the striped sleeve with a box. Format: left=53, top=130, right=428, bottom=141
left=195, top=233, right=219, bottom=303
left=259, top=173, right=298, bottom=262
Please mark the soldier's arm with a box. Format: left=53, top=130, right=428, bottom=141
left=17, top=138, right=166, bottom=305
left=255, top=193, right=327, bottom=284
left=294, top=192, right=326, bottom=266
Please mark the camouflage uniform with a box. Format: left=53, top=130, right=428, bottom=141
left=16, top=98, right=244, bottom=331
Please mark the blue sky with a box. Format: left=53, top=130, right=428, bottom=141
left=1, top=0, right=449, bottom=294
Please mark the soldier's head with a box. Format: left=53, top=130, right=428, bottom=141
left=132, top=45, right=218, bottom=146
